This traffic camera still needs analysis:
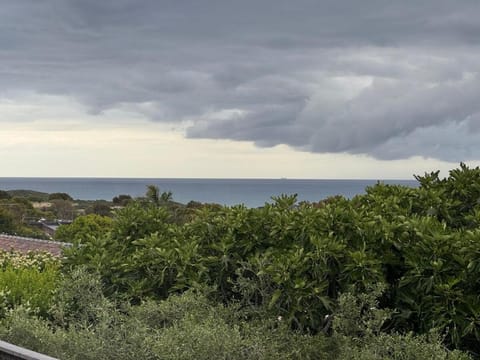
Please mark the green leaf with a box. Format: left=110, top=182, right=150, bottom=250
left=268, top=289, right=282, bottom=310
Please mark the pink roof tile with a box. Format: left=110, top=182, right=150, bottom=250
left=0, top=234, right=70, bottom=257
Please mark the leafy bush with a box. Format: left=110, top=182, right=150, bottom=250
left=0, top=251, right=60, bottom=316
left=58, top=164, right=480, bottom=354
left=112, top=194, right=132, bottom=206
left=0, top=271, right=336, bottom=360
left=0, top=208, right=16, bottom=233
left=48, top=193, right=73, bottom=201
left=0, top=191, right=11, bottom=200
left=0, top=251, right=58, bottom=271
left=0, top=276, right=469, bottom=360
left=332, top=286, right=470, bottom=360
left=55, top=214, right=113, bottom=243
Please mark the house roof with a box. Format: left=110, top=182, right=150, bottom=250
left=0, top=234, right=70, bottom=257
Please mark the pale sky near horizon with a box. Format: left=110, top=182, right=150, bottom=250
left=1, top=1, right=479, bottom=179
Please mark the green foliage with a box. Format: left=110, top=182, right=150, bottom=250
left=0, top=280, right=468, bottom=360
left=145, top=184, right=173, bottom=206
left=6, top=190, right=49, bottom=202
left=0, top=190, right=11, bottom=200
left=58, top=163, right=480, bottom=355
left=146, top=184, right=161, bottom=204
left=1, top=197, right=36, bottom=224
left=0, top=251, right=60, bottom=317
left=48, top=192, right=73, bottom=201
left=0, top=208, right=16, bottom=233
left=49, top=267, right=115, bottom=328
left=16, top=225, right=50, bottom=239
left=0, top=271, right=336, bottom=360
left=338, top=333, right=470, bottom=360
left=55, top=214, right=113, bottom=243
left=0, top=251, right=58, bottom=270
left=50, top=199, right=75, bottom=220
left=0, top=203, right=47, bottom=238
left=332, top=286, right=471, bottom=360
left=63, top=202, right=177, bottom=298
left=85, top=201, right=112, bottom=217
left=112, top=194, right=133, bottom=206
left=414, top=163, right=480, bottom=228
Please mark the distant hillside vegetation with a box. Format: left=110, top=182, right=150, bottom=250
left=6, top=190, right=50, bottom=201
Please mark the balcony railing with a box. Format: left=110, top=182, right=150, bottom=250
left=0, top=340, right=58, bottom=360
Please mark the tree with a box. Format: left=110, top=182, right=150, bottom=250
left=55, top=214, right=113, bottom=243
left=146, top=185, right=173, bottom=206
left=112, top=194, right=132, bottom=206
left=146, top=185, right=160, bottom=205
left=50, top=200, right=75, bottom=220
left=0, top=208, right=16, bottom=234
left=160, top=190, right=173, bottom=203
left=86, top=201, right=112, bottom=217
left=48, top=192, right=73, bottom=201
left=0, top=190, right=11, bottom=200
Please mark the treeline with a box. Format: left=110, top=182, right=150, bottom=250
left=1, top=164, right=480, bottom=358
left=0, top=190, right=114, bottom=236
left=0, top=186, right=208, bottom=239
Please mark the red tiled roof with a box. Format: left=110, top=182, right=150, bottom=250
left=0, top=234, right=70, bottom=257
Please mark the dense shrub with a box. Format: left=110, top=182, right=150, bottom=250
left=0, top=270, right=336, bottom=359
left=55, top=214, right=113, bottom=243
left=112, top=194, right=133, bottom=206
left=332, top=285, right=470, bottom=360
left=0, top=208, right=16, bottom=233
left=48, top=193, right=73, bottom=201
left=0, top=251, right=60, bottom=316
left=0, top=271, right=468, bottom=360
left=57, top=164, right=480, bottom=355
left=0, top=202, right=47, bottom=238
left=0, top=191, right=11, bottom=200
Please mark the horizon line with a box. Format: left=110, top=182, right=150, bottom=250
left=0, top=176, right=417, bottom=181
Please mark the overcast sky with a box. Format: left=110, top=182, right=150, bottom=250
left=1, top=0, right=479, bottom=178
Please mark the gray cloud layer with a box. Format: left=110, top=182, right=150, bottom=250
left=1, top=0, right=480, bottom=161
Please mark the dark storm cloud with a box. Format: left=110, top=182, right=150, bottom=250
left=1, top=0, right=480, bottom=160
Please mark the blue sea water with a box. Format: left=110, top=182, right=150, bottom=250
left=0, top=178, right=418, bottom=208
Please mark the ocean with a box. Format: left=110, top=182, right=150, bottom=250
left=0, top=178, right=418, bottom=208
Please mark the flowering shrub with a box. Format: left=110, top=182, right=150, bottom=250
left=0, top=251, right=59, bottom=271
left=0, top=251, right=60, bottom=317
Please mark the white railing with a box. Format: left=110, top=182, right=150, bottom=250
left=0, top=340, right=58, bottom=360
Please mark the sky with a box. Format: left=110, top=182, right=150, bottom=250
left=1, top=0, right=479, bottom=179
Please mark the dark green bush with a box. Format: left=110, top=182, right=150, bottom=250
left=58, top=164, right=480, bottom=355
left=55, top=214, right=113, bottom=243
left=48, top=193, right=73, bottom=201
